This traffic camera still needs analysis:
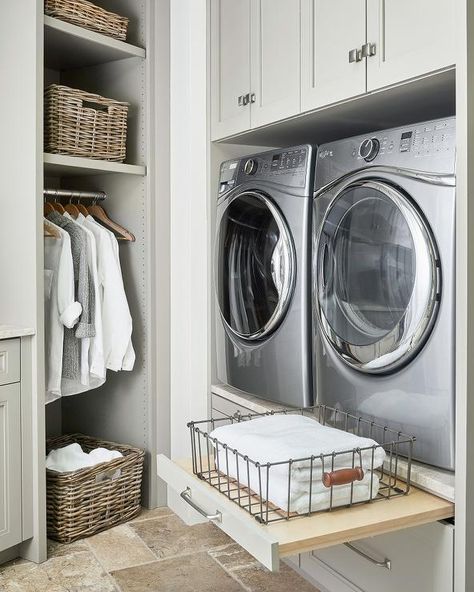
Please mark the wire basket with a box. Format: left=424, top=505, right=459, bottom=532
left=45, top=0, right=129, bottom=41
left=44, top=84, right=129, bottom=162
left=188, top=405, right=415, bottom=525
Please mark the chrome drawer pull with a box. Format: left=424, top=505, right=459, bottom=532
left=180, top=487, right=222, bottom=522
left=344, top=542, right=391, bottom=570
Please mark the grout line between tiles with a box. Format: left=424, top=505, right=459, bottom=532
left=84, top=539, right=123, bottom=592
left=206, top=550, right=252, bottom=592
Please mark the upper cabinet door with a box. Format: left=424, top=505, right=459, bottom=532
left=366, top=0, right=456, bottom=92
left=211, top=0, right=251, bottom=140
left=249, top=0, right=301, bottom=129
left=301, top=0, right=366, bottom=112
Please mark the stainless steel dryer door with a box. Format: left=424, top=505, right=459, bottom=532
left=216, top=191, right=296, bottom=341
left=316, top=179, right=440, bottom=373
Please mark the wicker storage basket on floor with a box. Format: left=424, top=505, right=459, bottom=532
left=44, top=84, right=129, bottom=162
left=45, top=0, right=129, bottom=41
left=46, top=434, right=145, bottom=543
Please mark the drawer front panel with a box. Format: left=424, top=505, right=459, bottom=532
left=0, top=339, right=20, bottom=386
left=211, top=394, right=252, bottom=418
left=302, top=521, right=453, bottom=592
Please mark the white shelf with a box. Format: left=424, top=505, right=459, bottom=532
left=43, top=153, right=146, bottom=177
left=44, top=15, right=145, bottom=70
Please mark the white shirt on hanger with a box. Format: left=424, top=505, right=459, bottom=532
left=82, top=215, right=135, bottom=372
left=44, top=219, right=82, bottom=402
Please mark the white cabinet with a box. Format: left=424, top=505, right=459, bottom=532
left=249, top=0, right=301, bottom=128
left=210, top=0, right=251, bottom=140
left=210, top=0, right=300, bottom=140
left=298, top=522, right=453, bottom=592
left=301, top=0, right=366, bottom=111
left=366, top=0, right=456, bottom=92
left=0, top=382, right=22, bottom=553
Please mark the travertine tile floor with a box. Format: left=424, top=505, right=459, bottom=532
left=0, top=507, right=318, bottom=591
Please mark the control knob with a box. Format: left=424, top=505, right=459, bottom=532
left=359, top=138, right=380, bottom=162
left=244, top=158, right=258, bottom=175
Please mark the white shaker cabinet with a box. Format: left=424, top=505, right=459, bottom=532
left=301, top=0, right=366, bottom=111
left=249, top=0, right=301, bottom=128
left=210, top=0, right=251, bottom=140
left=366, top=0, right=456, bottom=92
left=0, top=381, right=22, bottom=553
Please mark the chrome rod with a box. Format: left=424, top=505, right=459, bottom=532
left=43, top=188, right=106, bottom=201
left=344, top=542, right=392, bottom=570
left=180, top=487, right=222, bottom=522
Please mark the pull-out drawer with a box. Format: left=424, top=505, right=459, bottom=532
left=211, top=393, right=253, bottom=418
left=157, top=455, right=454, bottom=572
left=299, top=521, right=453, bottom=592
left=0, top=339, right=20, bottom=386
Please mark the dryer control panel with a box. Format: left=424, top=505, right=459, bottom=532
left=218, top=145, right=313, bottom=196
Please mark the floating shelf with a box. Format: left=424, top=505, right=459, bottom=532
left=44, top=15, right=146, bottom=70
left=44, top=153, right=146, bottom=177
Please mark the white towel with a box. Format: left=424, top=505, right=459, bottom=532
left=46, top=443, right=123, bottom=481
left=210, top=414, right=385, bottom=513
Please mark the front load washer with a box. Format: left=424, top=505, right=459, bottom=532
left=313, top=118, right=455, bottom=469
left=215, top=145, right=315, bottom=407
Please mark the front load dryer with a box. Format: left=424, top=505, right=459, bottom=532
left=313, top=118, right=455, bottom=469
left=215, top=145, right=315, bottom=407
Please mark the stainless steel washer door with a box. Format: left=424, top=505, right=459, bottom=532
left=316, top=179, right=440, bottom=373
left=216, top=191, right=296, bottom=341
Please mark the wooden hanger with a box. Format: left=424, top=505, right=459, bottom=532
left=76, top=203, right=89, bottom=216
left=52, top=201, right=66, bottom=214
left=87, top=204, right=135, bottom=242
left=44, top=202, right=56, bottom=216
left=65, top=203, right=81, bottom=218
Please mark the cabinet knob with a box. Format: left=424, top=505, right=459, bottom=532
left=250, top=93, right=256, bottom=104
left=361, top=42, right=377, bottom=58
left=348, top=48, right=362, bottom=63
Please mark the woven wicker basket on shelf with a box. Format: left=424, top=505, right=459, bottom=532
left=46, top=434, right=145, bottom=543
left=45, top=0, right=129, bottom=41
left=44, top=84, right=129, bottom=162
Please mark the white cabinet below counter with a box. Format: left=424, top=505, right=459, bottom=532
left=290, top=521, right=453, bottom=592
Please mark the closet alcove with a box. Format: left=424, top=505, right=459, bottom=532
left=42, top=0, right=170, bottom=510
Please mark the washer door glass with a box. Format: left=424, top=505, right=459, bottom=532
left=316, top=180, right=440, bottom=373
left=217, top=191, right=295, bottom=341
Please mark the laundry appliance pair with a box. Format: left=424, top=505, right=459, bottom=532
left=214, top=117, right=456, bottom=470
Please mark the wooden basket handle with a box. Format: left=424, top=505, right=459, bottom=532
left=322, top=467, right=364, bottom=488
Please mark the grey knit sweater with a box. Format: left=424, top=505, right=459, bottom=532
left=47, top=211, right=96, bottom=380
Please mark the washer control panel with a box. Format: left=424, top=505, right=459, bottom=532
left=346, top=118, right=455, bottom=163
left=219, top=146, right=311, bottom=194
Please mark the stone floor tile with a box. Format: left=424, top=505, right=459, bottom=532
left=0, top=550, right=118, bottom=592
left=129, top=507, right=174, bottom=523
left=111, top=552, right=243, bottom=592
left=47, top=538, right=90, bottom=558
left=130, top=513, right=231, bottom=559
left=208, top=543, right=258, bottom=571
left=232, top=561, right=319, bottom=592
left=87, top=524, right=157, bottom=571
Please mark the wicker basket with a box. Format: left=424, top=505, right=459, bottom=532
left=46, top=434, right=145, bottom=543
left=45, top=0, right=129, bottom=41
left=44, top=84, right=129, bottom=162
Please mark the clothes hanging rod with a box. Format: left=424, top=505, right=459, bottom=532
left=43, top=188, right=106, bottom=201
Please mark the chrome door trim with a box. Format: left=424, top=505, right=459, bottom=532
left=215, top=190, right=296, bottom=342
left=314, top=165, right=456, bottom=200
left=315, top=179, right=441, bottom=374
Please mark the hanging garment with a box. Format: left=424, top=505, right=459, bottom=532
left=82, top=214, right=135, bottom=372
left=47, top=211, right=96, bottom=383
left=64, top=212, right=106, bottom=390
left=44, top=219, right=82, bottom=402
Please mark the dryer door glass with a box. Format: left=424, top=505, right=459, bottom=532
left=316, top=180, right=440, bottom=373
left=217, top=191, right=295, bottom=341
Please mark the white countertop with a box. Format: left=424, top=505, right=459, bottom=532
left=211, top=383, right=455, bottom=503
left=0, top=325, right=35, bottom=340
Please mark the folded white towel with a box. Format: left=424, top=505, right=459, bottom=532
left=210, top=414, right=385, bottom=514
left=46, top=443, right=123, bottom=481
